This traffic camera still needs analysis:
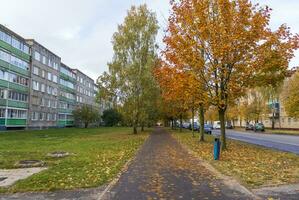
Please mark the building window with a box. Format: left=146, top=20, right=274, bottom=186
left=0, top=108, right=5, bottom=118
left=47, top=86, right=52, bottom=95
left=41, top=70, right=46, bottom=78
left=52, top=87, right=58, bottom=96
left=34, top=51, right=41, bottom=61
left=7, top=109, right=27, bottom=119
left=52, top=75, right=58, bottom=83
left=32, top=112, right=39, bottom=121
left=53, top=62, right=59, bottom=70
left=32, top=80, right=39, bottom=91
left=0, top=30, right=12, bottom=44
left=47, top=72, right=52, bottom=81
left=40, top=83, right=45, bottom=93
left=33, top=66, right=39, bottom=75
left=8, top=73, right=29, bottom=86
left=288, top=118, right=292, bottom=124
left=41, top=98, right=45, bottom=107
left=8, top=91, right=28, bottom=102
left=39, top=113, right=44, bottom=121
left=42, top=56, right=47, bottom=65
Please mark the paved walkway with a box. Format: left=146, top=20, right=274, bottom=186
left=104, top=128, right=252, bottom=200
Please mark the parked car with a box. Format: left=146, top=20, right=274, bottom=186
left=245, top=123, right=254, bottom=130
left=189, top=122, right=199, bottom=131
left=214, top=121, right=221, bottom=129
left=226, top=121, right=234, bottom=129
left=203, top=124, right=212, bottom=134
left=182, top=122, right=190, bottom=129
left=254, top=122, right=265, bottom=132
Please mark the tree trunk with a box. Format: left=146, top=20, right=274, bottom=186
left=218, top=108, right=227, bottom=150
left=133, top=125, right=137, bottom=134
left=192, top=107, right=195, bottom=137
left=141, top=125, right=144, bottom=132
left=199, top=105, right=205, bottom=142
left=171, top=119, right=174, bottom=129
left=179, top=114, right=183, bottom=132
left=84, top=122, right=89, bottom=128
left=272, top=112, right=275, bottom=130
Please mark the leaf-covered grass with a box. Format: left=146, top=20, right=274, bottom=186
left=172, top=129, right=299, bottom=188
left=0, top=127, right=148, bottom=193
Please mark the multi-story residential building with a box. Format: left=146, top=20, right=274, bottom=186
left=0, top=24, right=100, bottom=130
left=26, top=39, right=60, bottom=129
left=58, top=63, right=77, bottom=127
left=235, top=69, right=299, bottom=129
left=0, top=25, right=30, bottom=129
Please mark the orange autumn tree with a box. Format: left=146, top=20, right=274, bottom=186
left=155, top=61, right=208, bottom=140
left=164, top=0, right=299, bottom=150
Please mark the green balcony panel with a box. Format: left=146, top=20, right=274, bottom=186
left=58, top=108, right=73, bottom=114
left=9, top=82, right=29, bottom=93
left=0, top=41, right=30, bottom=62
left=7, top=100, right=28, bottom=109
left=9, top=65, right=29, bottom=77
left=59, top=85, right=76, bottom=94
left=0, top=79, right=9, bottom=88
left=0, top=98, right=6, bottom=106
left=0, top=118, right=5, bottom=125
left=6, top=119, right=26, bottom=126
left=0, top=40, right=11, bottom=53
left=59, top=73, right=76, bottom=83
left=66, top=120, right=74, bottom=126
left=59, top=96, right=76, bottom=103
left=0, top=59, right=10, bottom=70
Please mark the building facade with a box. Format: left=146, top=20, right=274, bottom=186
left=0, top=25, right=30, bottom=129
left=0, top=24, right=100, bottom=130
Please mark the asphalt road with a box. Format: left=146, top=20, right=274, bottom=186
left=212, top=129, right=299, bottom=154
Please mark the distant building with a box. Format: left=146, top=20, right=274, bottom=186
left=0, top=24, right=101, bottom=130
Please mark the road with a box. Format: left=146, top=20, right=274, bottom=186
left=212, top=129, right=299, bottom=154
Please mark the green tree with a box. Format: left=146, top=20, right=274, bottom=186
left=73, top=105, right=100, bottom=128
left=102, top=109, right=122, bottom=127
left=282, top=71, right=299, bottom=118
left=101, top=4, right=159, bottom=134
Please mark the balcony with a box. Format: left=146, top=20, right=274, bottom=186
left=59, top=72, right=76, bottom=83
left=0, top=40, right=30, bottom=62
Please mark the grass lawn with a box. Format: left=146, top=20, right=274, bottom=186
left=172, top=129, right=299, bottom=188
left=235, top=127, right=299, bottom=136
left=0, top=127, right=149, bottom=193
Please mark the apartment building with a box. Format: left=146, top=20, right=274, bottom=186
left=58, top=63, right=76, bottom=127
left=26, top=39, right=60, bottom=129
left=0, top=24, right=100, bottom=130
left=0, top=25, right=30, bottom=129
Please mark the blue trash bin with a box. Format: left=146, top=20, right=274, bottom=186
left=214, top=138, right=221, bottom=160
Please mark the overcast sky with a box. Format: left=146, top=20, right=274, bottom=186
left=0, top=0, right=298, bottom=80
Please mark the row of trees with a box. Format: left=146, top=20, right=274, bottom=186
left=96, top=1, right=298, bottom=151
left=155, top=0, right=298, bottom=150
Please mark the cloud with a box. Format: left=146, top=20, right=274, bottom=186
left=0, top=0, right=298, bottom=80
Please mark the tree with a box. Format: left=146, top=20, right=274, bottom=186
left=164, top=0, right=298, bottom=149
left=98, top=4, right=159, bottom=134
left=102, top=109, right=122, bottom=127
left=282, top=71, right=299, bottom=118
left=73, top=105, right=100, bottom=128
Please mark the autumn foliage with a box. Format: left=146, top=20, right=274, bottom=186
left=156, top=0, right=299, bottom=149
